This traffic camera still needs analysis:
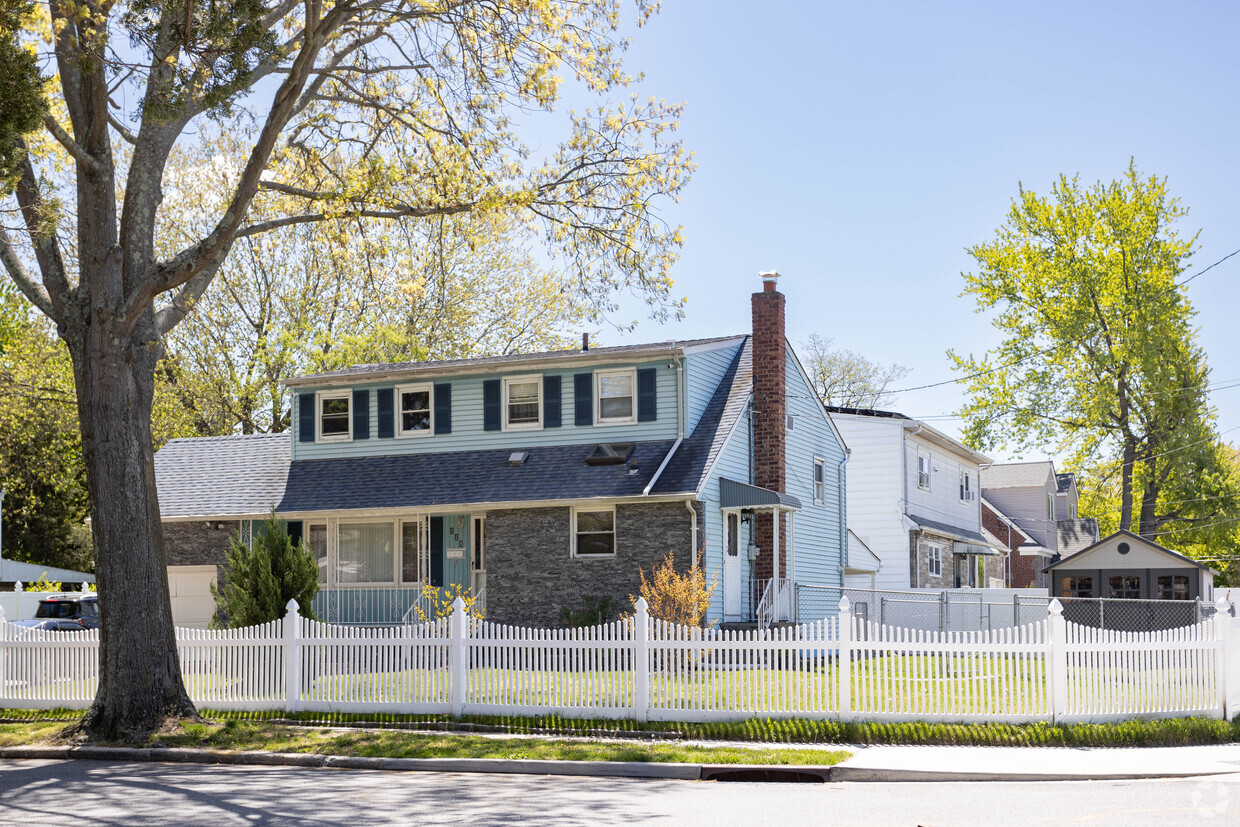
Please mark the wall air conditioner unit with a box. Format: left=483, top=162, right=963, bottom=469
left=747, top=543, right=759, bottom=562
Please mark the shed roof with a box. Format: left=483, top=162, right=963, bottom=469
left=154, top=433, right=290, bottom=519
left=1047, top=529, right=1217, bottom=574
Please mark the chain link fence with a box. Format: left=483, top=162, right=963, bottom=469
left=796, top=585, right=1210, bottom=633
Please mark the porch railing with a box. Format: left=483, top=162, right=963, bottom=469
left=312, top=588, right=426, bottom=626
left=756, top=578, right=794, bottom=627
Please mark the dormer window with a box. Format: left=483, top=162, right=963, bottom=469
left=397, top=383, right=433, bottom=437
left=503, top=376, right=542, bottom=430
left=596, top=368, right=637, bottom=424
left=317, top=391, right=351, bottom=441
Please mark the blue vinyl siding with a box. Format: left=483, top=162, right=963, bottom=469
left=290, top=359, right=680, bottom=460
left=783, top=347, right=847, bottom=610
left=700, top=400, right=753, bottom=622
left=684, top=342, right=742, bottom=435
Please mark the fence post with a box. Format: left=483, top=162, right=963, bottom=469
left=13, top=582, right=21, bottom=623
left=0, top=605, right=7, bottom=707
left=450, top=596, right=467, bottom=716
left=939, top=590, right=947, bottom=633
left=838, top=596, right=851, bottom=720
left=634, top=597, right=649, bottom=722
left=283, top=598, right=301, bottom=713
left=1215, top=596, right=1234, bottom=720
left=1047, top=598, right=1067, bottom=724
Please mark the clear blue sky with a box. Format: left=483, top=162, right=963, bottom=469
left=597, top=0, right=1240, bottom=461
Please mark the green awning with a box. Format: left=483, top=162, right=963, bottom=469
left=719, top=478, right=802, bottom=510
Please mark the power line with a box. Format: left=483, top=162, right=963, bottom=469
left=885, top=245, right=1240, bottom=396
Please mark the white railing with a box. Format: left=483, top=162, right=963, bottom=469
left=2, top=597, right=1239, bottom=723
left=756, top=578, right=794, bottom=627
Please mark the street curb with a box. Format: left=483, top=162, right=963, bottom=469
left=828, top=765, right=1235, bottom=783
left=0, top=746, right=701, bottom=780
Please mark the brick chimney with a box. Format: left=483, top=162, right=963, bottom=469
left=751, top=271, right=786, bottom=586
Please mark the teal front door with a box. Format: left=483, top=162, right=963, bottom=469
left=431, top=515, right=472, bottom=596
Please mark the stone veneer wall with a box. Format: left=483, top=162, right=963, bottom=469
left=162, top=520, right=236, bottom=567
left=484, top=502, right=697, bottom=627
left=909, top=531, right=954, bottom=589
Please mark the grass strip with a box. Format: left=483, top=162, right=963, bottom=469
left=3, top=708, right=1238, bottom=748
left=0, top=720, right=847, bottom=766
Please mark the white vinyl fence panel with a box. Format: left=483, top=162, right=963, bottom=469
left=2, top=597, right=1239, bottom=724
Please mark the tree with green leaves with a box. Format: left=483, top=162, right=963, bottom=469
left=801, top=333, right=909, bottom=409
left=0, top=0, right=690, bottom=740
left=211, top=515, right=318, bottom=628
left=952, top=162, right=1238, bottom=541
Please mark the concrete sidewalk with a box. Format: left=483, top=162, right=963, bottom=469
left=831, top=743, right=1240, bottom=782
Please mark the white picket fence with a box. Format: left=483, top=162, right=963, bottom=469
left=1, top=596, right=1238, bottom=723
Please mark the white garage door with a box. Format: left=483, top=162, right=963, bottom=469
left=167, top=565, right=217, bottom=628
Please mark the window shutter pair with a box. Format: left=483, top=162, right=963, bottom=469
left=374, top=384, right=452, bottom=437
left=572, top=368, right=657, bottom=425
left=296, top=390, right=372, bottom=440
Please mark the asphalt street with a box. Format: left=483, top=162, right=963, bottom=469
left=2, top=759, right=1239, bottom=826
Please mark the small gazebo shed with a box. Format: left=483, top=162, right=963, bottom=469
left=1047, top=530, right=1216, bottom=603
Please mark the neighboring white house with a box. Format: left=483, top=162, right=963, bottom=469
left=826, top=408, right=997, bottom=591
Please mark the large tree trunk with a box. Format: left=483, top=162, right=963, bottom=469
left=66, top=309, right=198, bottom=742
left=1118, top=439, right=1137, bottom=532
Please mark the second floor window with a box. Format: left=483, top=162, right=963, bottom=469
left=596, top=369, right=636, bottom=424
left=504, top=376, right=541, bottom=429
left=917, top=450, right=931, bottom=490
left=318, top=392, right=351, bottom=440
left=398, top=384, right=432, bottom=436
left=959, top=469, right=975, bottom=502
left=813, top=458, right=826, bottom=505
left=1047, top=493, right=1055, bottom=521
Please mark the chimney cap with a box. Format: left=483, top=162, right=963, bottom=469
left=759, top=270, right=781, bottom=292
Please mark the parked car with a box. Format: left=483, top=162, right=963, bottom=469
left=12, top=594, right=100, bottom=631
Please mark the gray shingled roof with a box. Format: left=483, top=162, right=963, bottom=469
left=1056, top=518, right=1099, bottom=557
left=980, top=461, right=1054, bottom=490
left=277, top=440, right=681, bottom=512
left=286, top=335, right=744, bottom=386
left=651, top=338, right=751, bottom=496
left=154, top=434, right=290, bottom=519
left=907, top=513, right=990, bottom=546
left=1055, top=473, right=1076, bottom=493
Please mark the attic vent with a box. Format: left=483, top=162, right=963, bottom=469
left=585, top=443, right=634, bottom=466
left=1117, top=542, right=1130, bottom=555
left=508, top=451, right=529, bottom=466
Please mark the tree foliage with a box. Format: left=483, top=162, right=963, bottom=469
left=0, top=282, right=90, bottom=571
left=630, top=550, right=716, bottom=627
left=952, top=162, right=1238, bottom=541
left=211, top=515, right=318, bottom=628
left=801, top=333, right=909, bottom=409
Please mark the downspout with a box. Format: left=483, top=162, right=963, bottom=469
left=835, top=450, right=849, bottom=578
left=904, top=424, right=923, bottom=588
left=642, top=355, right=686, bottom=496
left=684, top=500, right=698, bottom=561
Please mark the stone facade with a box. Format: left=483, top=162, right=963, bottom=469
left=162, top=520, right=236, bottom=567
left=484, top=502, right=697, bottom=627
left=910, top=531, right=954, bottom=589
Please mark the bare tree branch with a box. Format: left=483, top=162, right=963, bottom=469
left=44, top=115, right=101, bottom=172
left=0, top=229, right=53, bottom=317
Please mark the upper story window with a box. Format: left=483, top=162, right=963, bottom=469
left=596, top=368, right=637, bottom=424
left=503, top=376, right=542, bottom=430
left=917, top=449, right=932, bottom=490
left=813, top=457, right=826, bottom=505
left=1047, top=493, right=1055, bottom=521
left=958, top=468, right=975, bottom=503
left=1069, top=501, right=1078, bottom=519
left=397, top=383, right=433, bottom=437
left=317, top=391, right=351, bottom=441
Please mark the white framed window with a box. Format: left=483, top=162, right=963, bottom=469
left=503, top=375, right=542, bottom=431
left=400, top=519, right=426, bottom=585
left=813, top=457, right=826, bottom=505
left=396, top=382, right=433, bottom=437
left=336, top=521, right=396, bottom=586
left=572, top=507, right=616, bottom=558
left=317, top=391, right=352, bottom=441
left=308, top=523, right=328, bottom=586
left=926, top=543, right=942, bottom=577
left=1047, top=493, right=1055, bottom=521
left=595, top=368, right=637, bottom=425
left=958, top=468, right=975, bottom=502
left=917, top=449, right=932, bottom=490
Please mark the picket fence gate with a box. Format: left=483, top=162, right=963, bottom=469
left=1, top=596, right=1238, bottom=724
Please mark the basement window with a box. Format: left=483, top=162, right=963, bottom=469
left=585, top=443, right=635, bottom=466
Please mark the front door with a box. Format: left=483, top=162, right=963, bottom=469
left=723, top=512, right=742, bottom=620
left=442, top=514, right=472, bottom=595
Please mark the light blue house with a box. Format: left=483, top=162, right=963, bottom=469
left=154, top=274, right=849, bottom=627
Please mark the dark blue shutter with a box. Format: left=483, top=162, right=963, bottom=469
left=574, top=373, right=593, bottom=426
left=544, top=375, right=562, bottom=428
left=483, top=379, right=501, bottom=431
left=434, top=383, right=452, bottom=434
left=298, top=393, right=315, bottom=442
left=430, top=517, right=444, bottom=587
left=286, top=520, right=303, bottom=547
left=637, top=368, right=657, bottom=422
left=352, top=390, right=369, bottom=439
left=376, top=388, right=395, bottom=438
